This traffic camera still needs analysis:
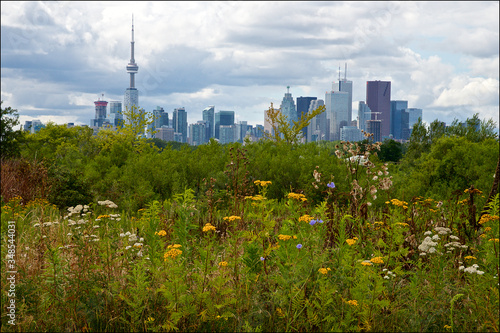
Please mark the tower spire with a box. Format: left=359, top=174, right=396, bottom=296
left=344, top=62, right=347, bottom=81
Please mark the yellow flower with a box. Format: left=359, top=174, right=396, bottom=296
left=444, top=325, right=452, bottom=330
left=346, top=239, right=356, bottom=246
left=164, top=248, right=182, bottom=260
left=278, top=234, right=292, bottom=241
left=361, top=261, right=372, bottom=266
left=219, top=261, right=228, bottom=267
left=223, top=216, right=242, bottom=222
left=464, top=256, right=476, bottom=260
left=318, top=267, right=331, bottom=275
left=370, top=257, right=384, bottom=264
left=489, top=238, right=499, bottom=243
left=396, top=222, right=409, bottom=227
left=202, top=223, right=216, bottom=232
left=298, top=214, right=313, bottom=223
left=97, top=214, right=110, bottom=219
left=276, top=308, right=285, bottom=317
left=155, top=230, right=167, bottom=236
left=254, top=180, right=272, bottom=187
left=288, top=192, right=307, bottom=201
left=167, top=244, right=182, bottom=249
left=479, top=214, right=499, bottom=224
left=346, top=300, right=358, bottom=306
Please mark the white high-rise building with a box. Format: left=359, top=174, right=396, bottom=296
left=325, top=90, right=349, bottom=141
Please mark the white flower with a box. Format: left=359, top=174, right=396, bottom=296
left=434, top=227, right=451, bottom=235
left=424, top=231, right=433, bottom=236
left=129, top=234, right=138, bottom=242
left=419, top=252, right=426, bottom=256
left=432, top=235, right=440, bottom=241
left=449, top=235, right=460, bottom=240
left=125, top=246, right=132, bottom=250
left=384, top=276, right=390, bottom=280
left=33, top=223, right=40, bottom=227
left=93, top=225, right=100, bottom=229
left=119, top=233, right=126, bottom=237
left=67, top=233, right=73, bottom=236
left=428, top=247, right=437, bottom=254
left=459, top=266, right=465, bottom=271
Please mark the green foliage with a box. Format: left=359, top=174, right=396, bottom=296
left=1, top=101, right=24, bottom=159
left=379, top=139, right=403, bottom=163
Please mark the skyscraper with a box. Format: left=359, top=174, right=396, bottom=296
left=92, top=96, right=108, bottom=127
left=332, top=64, right=353, bottom=124
left=124, top=16, right=139, bottom=115
left=390, top=100, right=408, bottom=140
left=407, top=108, right=423, bottom=129
left=108, top=101, right=123, bottom=127
left=366, top=81, right=391, bottom=138
left=280, top=86, right=297, bottom=127
left=189, top=121, right=209, bottom=146
left=357, top=101, right=371, bottom=132
left=307, top=99, right=327, bottom=142
left=173, top=107, right=188, bottom=143
left=215, top=111, right=235, bottom=139
left=325, top=90, right=349, bottom=141
left=203, top=106, right=215, bottom=141
left=296, top=96, right=317, bottom=140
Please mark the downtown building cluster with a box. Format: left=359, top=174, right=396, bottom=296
left=23, top=20, right=422, bottom=144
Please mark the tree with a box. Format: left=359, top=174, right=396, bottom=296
left=379, top=139, right=403, bottom=163
left=1, top=101, right=23, bottom=158
left=263, top=103, right=325, bottom=145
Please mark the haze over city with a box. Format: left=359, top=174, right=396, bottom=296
left=1, top=1, right=499, bottom=129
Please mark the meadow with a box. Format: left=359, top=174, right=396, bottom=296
left=1, top=138, right=499, bottom=332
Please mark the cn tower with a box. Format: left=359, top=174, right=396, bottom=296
left=124, top=15, right=139, bottom=113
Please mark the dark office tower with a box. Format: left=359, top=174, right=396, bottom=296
left=173, top=107, right=188, bottom=143
left=390, top=100, right=408, bottom=140
left=203, top=106, right=215, bottom=141
left=366, top=81, right=391, bottom=138
left=297, top=96, right=317, bottom=140
left=151, top=106, right=168, bottom=136
left=366, top=119, right=381, bottom=143
left=214, top=110, right=235, bottom=139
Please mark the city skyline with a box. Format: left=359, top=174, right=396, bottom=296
left=1, top=1, right=498, bottom=129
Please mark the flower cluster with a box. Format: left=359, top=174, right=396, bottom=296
left=309, top=219, right=324, bottom=225
left=346, top=237, right=358, bottom=246
left=361, top=260, right=372, bottom=266
left=287, top=192, right=307, bottom=202
left=388, top=199, right=408, bottom=209
left=370, top=256, right=384, bottom=264
left=245, top=195, right=266, bottom=201
left=479, top=214, right=499, bottom=225
left=298, top=214, right=313, bottom=223
left=459, top=264, right=484, bottom=275
left=164, top=244, right=182, bottom=260
left=278, top=234, right=292, bottom=241
left=223, top=216, right=241, bottom=222
left=218, top=261, right=228, bottom=267
left=254, top=180, right=272, bottom=187
left=318, top=267, right=331, bottom=275
left=382, top=268, right=396, bottom=279
left=97, top=200, right=118, bottom=208
left=345, top=300, right=358, bottom=306
left=202, top=223, right=216, bottom=232
left=155, top=230, right=167, bottom=236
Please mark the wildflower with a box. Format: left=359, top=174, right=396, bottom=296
left=361, top=261, right=373, bottom=266
left=254, top=180, right=272, bottom=187
left=464, top=256, right=476, bottom=261
left=327, top=182, right=336, bottom=189
left=346, top=300, right=358, bottom=306
left=434, top=227, right=451, bottom=235
left=288, top=192, right=307, bottom=202
left=155, top=230, right=167, bottom=236
left=219, top=261, right=228, bottom=267
left=462, top=264, right=484, bottom=275
left=444, top=325, right=452, bottom=330
left=396, top=222, right=409, bottom=227
left=346, top=238, right=356, bottom=246
left=133, top=243, right=143, bottom=248
left=167, top=244, right=182, bottom=249
left=318, top=267, right=331, bottom=275
left=260, top=257, right=265, bottom=261
left=296, top=244, right=303, bottom=249
left=223, top=216, right=241, bottom=222
left=164, top=248, right=182, bottom=260
left=370, top=257, right=384, bottom=264
left=299, top=214, right=313, bottom=223
left=424, top=231, right=433, bottom=236
left=276, top=308, right=285, bottom=317
left=418, top=236, right=438, bottom=253
left=278, top=234, right=292, bottom=241
left=309, top=219, right=317, bottom=226
left=432, top=235, right=440, bottom=241
left=98, top=200, right=118, bottom=208
left=202, top=223, right=216, bottom=232
left=489, top=238, right=499, bottom=243
left=97, top=214, right=110, bottom=219
left=479, top=214, right=499, bottom=224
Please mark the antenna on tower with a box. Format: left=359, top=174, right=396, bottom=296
left=338, top=64, right=341, bottom=82
left=344, top=63, right=347, bottom=81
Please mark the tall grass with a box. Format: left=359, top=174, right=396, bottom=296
left=1, top=152, right=499, bottom=332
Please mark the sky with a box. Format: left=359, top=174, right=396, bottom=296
left=1, top=1, right=499, bottom=129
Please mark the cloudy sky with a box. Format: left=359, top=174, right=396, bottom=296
left=1, top=1, right=499, bottom=129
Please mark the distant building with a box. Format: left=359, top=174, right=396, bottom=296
left=91, top=97, right=109, bottom=128
left=358, top=101, right=371, bottom=132
left=203, top=106, right=215, bottom=141
left=189, top=121, right=209, bottom=146
left=173, top=107, right=188, bottom=143
left=155, top=126, right=175, bottom=142
left=366, top=81, right=391, bottom=138
left=280, top=86, right=297, bottom=128
left=296, top=96, right=317, bottom=140
left=340, top=126, right=363, bottom=142
left=307, top=99, right=327, bottom=142
left=366, top=119, right=382, bottom=143
left=124, top=18, right=139, bottom=115
left=325, top=90, right=349, bottom=141
left=219, top=125, right=235, bottom=144
left=108, top=101, right=124, bottom=127
left=235, top=121, right=251, bottom=143
left=390, top=100, right=409, bottom=140
left=23, top=120, right=45, bottom=133
left=407, top=108, right=423, bottom=129
left=215, top=110, right=234, bottom=139
left=332, top=64, right=353, bottom=125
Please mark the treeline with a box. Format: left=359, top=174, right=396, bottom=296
left=1, top=104, right=498, bottom=213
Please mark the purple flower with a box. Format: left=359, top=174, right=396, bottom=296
left=309, top=219, right=317, bottom=226
left=317, top=219, right=324, bottom=223
left=327, top=182, right=336, bottom=189
left=296, top=244, right=303, bottom=249
left=260, top=257, right=265, bottom=261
